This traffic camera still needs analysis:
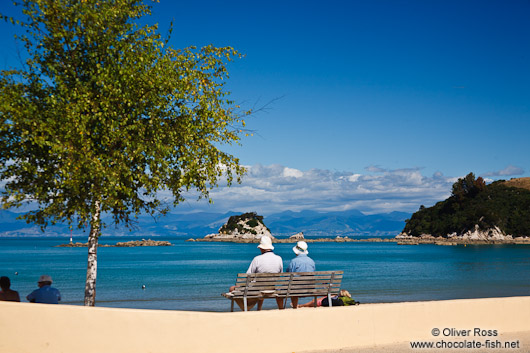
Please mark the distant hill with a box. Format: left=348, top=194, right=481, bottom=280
left=402, top=175, right=530, bottom=238
left=0, top=208, right=409, bottom=238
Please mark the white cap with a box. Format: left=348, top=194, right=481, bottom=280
left=293, top=241, right=308, bottom=255
left=257, top=236, right=274, bottom=250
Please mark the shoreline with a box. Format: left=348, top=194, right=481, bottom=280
left=190, top=236, right=530, bottom=245
left=2, top=296, right=529, bottom=353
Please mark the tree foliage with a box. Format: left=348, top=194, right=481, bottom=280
left=403, top=175, right=530, bottom=237
left=0, top=0, right=250, bottom=305
left=0, top=0, right=249, bottom=228
left=451, top=172, right=486, bottom=200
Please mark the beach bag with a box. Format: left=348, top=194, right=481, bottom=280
left=339, top=296, right=359, bottom=306
left=321, top=296, right=344, bottom=307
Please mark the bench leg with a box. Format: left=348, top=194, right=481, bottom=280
left=327, top=294, right=332, bottom=307
left=314, top=296, right=317, bottom=308
left=244, top=297, right=248, bottom=312
left=231, top=299, right=234, bottom=312
left=276, top=297, right=284, bottom=310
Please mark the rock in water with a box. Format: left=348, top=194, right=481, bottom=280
left=289, top=232, right=304, bottom=240
left=114, top=239, right=172, bottom=247
left=56, top=239, right=172, bottom=247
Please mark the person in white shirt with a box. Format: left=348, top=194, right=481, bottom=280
left=246, top=236, right=283, bottom=274
left=230, top=236, right=284, bottom=310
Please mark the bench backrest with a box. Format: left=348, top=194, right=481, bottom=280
left=231, top=271, right=343, bottom=298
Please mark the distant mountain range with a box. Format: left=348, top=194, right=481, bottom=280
left=0, top=209, right=410, bottom=238
left=264, top=209, right=409, bottom=237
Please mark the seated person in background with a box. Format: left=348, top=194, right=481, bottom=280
left=287, top=241, right=315, bottom=309
left=27, top=275, right=61, bottom=304
left=0, top=276, right=21, bottom=302
left=297, top=289, right=354, bottom=308
left=229, top=236, right=284, bottom=311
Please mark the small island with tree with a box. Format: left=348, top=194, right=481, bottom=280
left=218, top=212, right=271, bottom=237
left=201, top=212, right=275, bottom=241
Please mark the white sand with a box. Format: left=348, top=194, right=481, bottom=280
left=1, top=296, right=529, bottom=353
left=304, top=330, right=530, bottom=353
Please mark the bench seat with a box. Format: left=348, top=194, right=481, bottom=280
left=222, top=271, right=343, bottom=311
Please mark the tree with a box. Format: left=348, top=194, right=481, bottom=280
left=451, top=172, right=486, bottom=200
left=0, top=0, right=250, bottom=306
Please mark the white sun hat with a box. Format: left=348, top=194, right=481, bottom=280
left=257, top=236, right=274, bottom=250
left=38, top=275, right=53, bottom=283
left=293, top=241, right=308, bottom=255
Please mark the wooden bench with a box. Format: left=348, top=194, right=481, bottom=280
left=222, top=270, right=343, bottom=312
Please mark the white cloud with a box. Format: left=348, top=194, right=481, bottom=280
left=365, top=165, right=386, bottom=173
left=177, top=164, right=456, bottom=215
left=483, top=165, right=525, bottom=177
left=346, top=174, right=361, bottom=182
left=2, top=162, right=459, bottom=217
left=282, top=167, right=304, bottom=178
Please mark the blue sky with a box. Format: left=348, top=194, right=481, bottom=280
left=150, top=0, right=530, bottom=177
left=1, top=1, right=529, bottom=216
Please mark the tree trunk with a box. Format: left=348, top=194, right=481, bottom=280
left=84, top=200, right=101, bottom=306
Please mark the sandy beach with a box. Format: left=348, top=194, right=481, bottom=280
left=1, top=296, right=529, bottom=353
left=305, top=330, right=530, bottom=353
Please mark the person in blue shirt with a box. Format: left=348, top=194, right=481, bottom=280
left=287, top=241, right=315, bottom=308
left=26, top=275, right=61, bottom=304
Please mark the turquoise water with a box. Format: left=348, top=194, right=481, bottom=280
left=1, top=237, right=529, bottom=311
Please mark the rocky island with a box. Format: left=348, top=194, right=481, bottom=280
left=192, top=212, right=281, bottom=243
left=57, top=239, right=172, bottom=247
left=202, top=212, right=273, bottom=241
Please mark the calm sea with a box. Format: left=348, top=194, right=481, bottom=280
left=1, top=237, right=529, bottom=311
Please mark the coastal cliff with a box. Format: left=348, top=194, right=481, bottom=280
left=401, top=175, right=530, bottom=241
